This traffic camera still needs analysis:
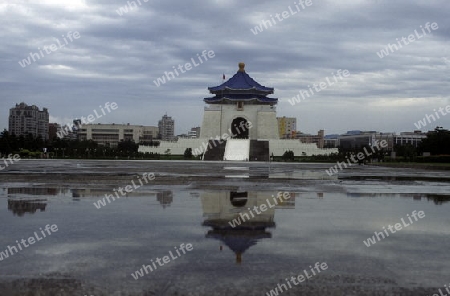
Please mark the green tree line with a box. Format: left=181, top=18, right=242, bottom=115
left=0, top=130, right=149, bottom=159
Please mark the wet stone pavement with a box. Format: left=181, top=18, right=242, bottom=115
left=0, top=160, right=449, bottom=295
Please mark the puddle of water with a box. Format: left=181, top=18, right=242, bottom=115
left=0, top=186, right=449, bottom=295
left=223, top=167, right=250, bottom=171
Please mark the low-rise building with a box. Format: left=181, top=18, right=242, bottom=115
left=326, top=130, right=428, bottom=151
left=295, top=130, right=325, bottom=148
left=338, top=131, right=395, bottom=152
left=394, top=131, right=427, bottom=148
left=324, top=134, right=339, bottom=148
left=78, top=123, right=158, bottom=147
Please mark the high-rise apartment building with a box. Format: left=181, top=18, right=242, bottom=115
left=158, top=114, right=175, bottom=140
left=9, top=102, right=49, bottom=140
left=277, top=117, right=297, bottom=139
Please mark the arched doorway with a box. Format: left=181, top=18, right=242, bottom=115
left=231, top=117, right=249, bottom=139
left=230, top=192, right=248, bottom=207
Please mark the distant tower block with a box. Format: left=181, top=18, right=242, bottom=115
left=201, top=62, right=279, bottom=140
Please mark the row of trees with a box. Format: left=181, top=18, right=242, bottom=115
left=389, top=127, right=450, bottom=162
left=418, top=127, right=450, bottom=155
left=0, top=130, right=142, bottom=159
left=280, top=127, right=450, bottom=163
left=1, top=127, right=449, bottom=161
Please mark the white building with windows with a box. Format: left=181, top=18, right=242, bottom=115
left=79, top=123, right=158, bottom=147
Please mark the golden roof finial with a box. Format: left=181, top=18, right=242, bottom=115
left=236, top=252, right=242, bottom=264
left=238, top=62, right=245, bottom=72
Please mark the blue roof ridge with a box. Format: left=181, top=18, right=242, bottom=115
left=208, top=64, right=274, bottom=93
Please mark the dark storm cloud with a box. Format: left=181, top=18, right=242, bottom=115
left=0, top=0, right=449, bottom=134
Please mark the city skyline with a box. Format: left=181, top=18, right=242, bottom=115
left=1, top=1, right=449, bottom=135
left=2, top=101, right=441, bottom=139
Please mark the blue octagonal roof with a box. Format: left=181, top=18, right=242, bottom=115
left=208, top=63, right=274, bottom=94
left=204, top=94, right=278, bottom=104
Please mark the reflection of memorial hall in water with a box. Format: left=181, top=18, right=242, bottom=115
left=201, top=191, right=296, bottom=263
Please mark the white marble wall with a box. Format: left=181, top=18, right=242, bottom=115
left=201, top=104, right=279, bottom=140
left=269, top=139, right=338, bottom=156
left=138, top=138, right=205, bottom=155
left=138, top=138, right=338, bottom=157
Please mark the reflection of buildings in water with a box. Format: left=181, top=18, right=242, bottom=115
left=72, top=188, right=116, bottom=198
left=8, top=199, right=47, bottom=216
left=347, top=192, right=450, bottom=205
left=8, top=188, right=127, bottom=199
left=72, top=189, right=82, bottom=199
left=189, top=192, right=200, bottom=198
left=278, top=192, right=296, bottom=208
left=71, top=189, right=174, bottom=208
left=5, top=187, right=176, bottom=208
left=201, top=191, right=295, bottom=264
left=413, top=194, right=422, bottom=201
left=426, top=194, right=450, bottom=205
left=8, top=187, right=58, bottom=196
left=156, top=191, right=173, bottom=208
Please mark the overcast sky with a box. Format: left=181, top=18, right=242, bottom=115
left=1, top=0, right=449, bottom=135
